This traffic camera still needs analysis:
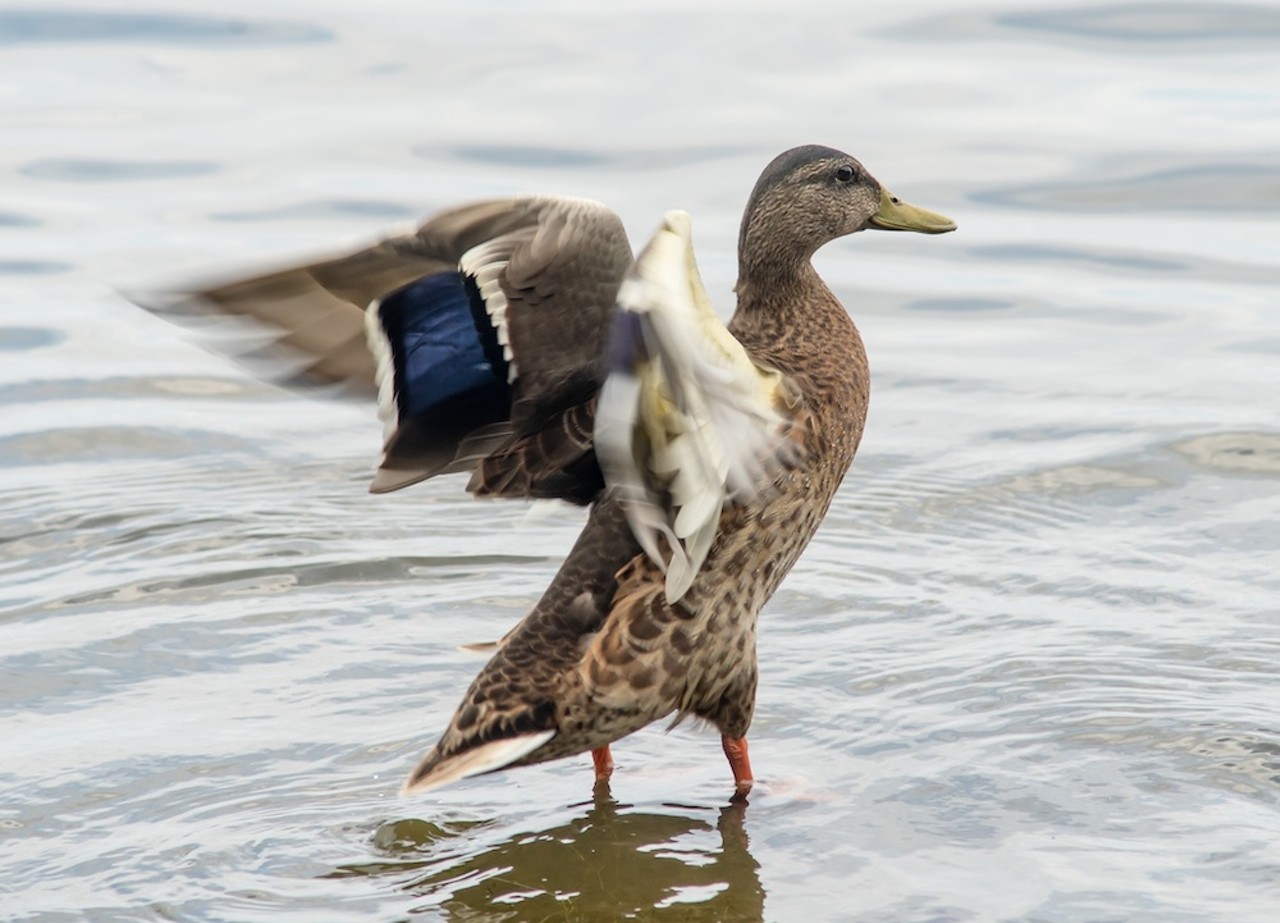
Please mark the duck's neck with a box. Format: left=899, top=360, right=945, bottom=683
left=732, top=260, right=838, bottom=335
left=734, top=211, right=819, bottom=296
left=737, top=257, right=824, bottom=318
left=730, top=256, right=866, bottom=408
left=737, top=202, right=834, bottom=313
left=732, top=212, right=862, bottom=361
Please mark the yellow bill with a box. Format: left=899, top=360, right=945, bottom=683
left=869, top=188, right=956, bottom=234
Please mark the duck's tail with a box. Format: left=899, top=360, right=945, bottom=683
left=399, top=730, right=555, bottom=796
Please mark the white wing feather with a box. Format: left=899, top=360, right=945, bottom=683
left=596, top=210, right=795, bottom=604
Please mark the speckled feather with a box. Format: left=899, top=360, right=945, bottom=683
left=406, top=290, right=866, bottom=781
left=405, top=151, right=885, bottom=791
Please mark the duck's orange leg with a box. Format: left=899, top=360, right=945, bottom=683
left=721, top=735, right=754, bottom=797
left=591, top=745, right=614, bottom=781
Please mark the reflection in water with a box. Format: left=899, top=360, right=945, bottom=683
left=332, top=787, right=764, bottom=921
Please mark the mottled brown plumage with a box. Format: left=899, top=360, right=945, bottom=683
left=401, top=147, right=954, bottom=796
left=133, top=145, right=954, bottom=798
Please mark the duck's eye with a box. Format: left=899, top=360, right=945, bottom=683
left=835, top=164, right=858, bottom=183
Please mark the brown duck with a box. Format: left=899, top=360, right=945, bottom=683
left=143, top=145, right=955, bottom=797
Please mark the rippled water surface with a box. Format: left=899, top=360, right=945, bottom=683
left=3, top=1, right=1279, bottom=920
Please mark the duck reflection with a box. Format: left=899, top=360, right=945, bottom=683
left=341, top=784, right=764, bottom=920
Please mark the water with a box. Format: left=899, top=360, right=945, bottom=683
left=2, top=1, right=1278, bottom=919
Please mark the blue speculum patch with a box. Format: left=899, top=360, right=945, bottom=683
left=605, top=309, right=647, bottom=374
left=378, top=272, right=509, bottom=420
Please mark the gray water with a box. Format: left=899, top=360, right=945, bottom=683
left=3, top=1, right=1279, bottom=920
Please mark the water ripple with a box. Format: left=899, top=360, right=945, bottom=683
left=1171, top=431, right=1280, bottom=476
left=975, top=161, right=1280, bottom=212
left=20, top=159, right=220, bottom=182
left=0, top=210, right=39, bottom=228
left=0, top=426, right=257, bottom=465
left=0, top=326, right=63, bottom=351
left=1002, top=3, right=1280, bottom=44
left=423, top=143, right=750, bottom=171
left=896, top=3, right=1280, bottom=51
left=210, top=200, right=421, bottom=223
left=0, top=9, right=332, bottom=46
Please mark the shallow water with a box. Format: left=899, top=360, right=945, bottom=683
left=3, top=1, right=1279, bottom=920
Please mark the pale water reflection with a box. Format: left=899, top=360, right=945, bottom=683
left=2, top=0, right=1279, bottom=920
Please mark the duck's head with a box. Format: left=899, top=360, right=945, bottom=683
left=737, top=144, right=955, bottom=288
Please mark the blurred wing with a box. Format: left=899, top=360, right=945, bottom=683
left=133, top=196, right=633, bottom=501
left=131, top=229, right=447, bottom=395
left=595, top=211, right=802, bottom=604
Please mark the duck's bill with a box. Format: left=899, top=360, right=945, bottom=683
left=868, top=188, right=956, bottom=234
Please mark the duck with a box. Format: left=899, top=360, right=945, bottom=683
left=142, top=145, right=955, bottom=798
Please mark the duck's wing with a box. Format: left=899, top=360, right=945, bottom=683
left=595, top=211, right=803, bottom=605
left=135, top=196, right=633, bottom=501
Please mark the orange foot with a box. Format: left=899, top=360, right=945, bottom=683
left=721, top=735, right=754, bottom=799
left=591, top=744, right=614, bottom=781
